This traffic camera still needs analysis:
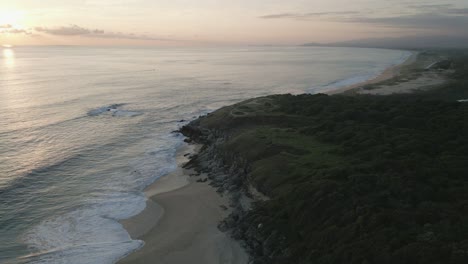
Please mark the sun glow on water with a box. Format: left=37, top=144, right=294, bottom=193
left=3, top=48, right=14, bottom=57
left=2, top=48, right=15, bottom=68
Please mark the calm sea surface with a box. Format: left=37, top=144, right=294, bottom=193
left=0, top=46, right=410, bottom=263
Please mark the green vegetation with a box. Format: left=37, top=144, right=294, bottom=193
left=263, top=93, right=468, bottom=263
left=223, top=127, right=345, bottom=196
left=359, top=51, right=443, bottom=90
left=421, top=50, right=468, bottom=101
left=186, top=51, right=468, bottom=263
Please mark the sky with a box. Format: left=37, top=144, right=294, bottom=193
left=0, top=0, right=468, bottom=46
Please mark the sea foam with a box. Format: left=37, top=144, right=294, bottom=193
left=21, top=133, right=183, bottom=264
left=0, top=46, right=413, bottom=264
left=87, top=104, right=143, bottom=117
left=313, top=50, right=412, bottom=93
left=22, top=192, right=146, bottom=264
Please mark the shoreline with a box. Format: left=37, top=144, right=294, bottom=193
left=172, top=57, right=468, bottom=262
left=326, top=51, right=418, bottom=95
left=119, top=144, right=194, bottom=241
left=118, top=144, right=248, bottom=264
left=117, top=50, right=423, bottom=264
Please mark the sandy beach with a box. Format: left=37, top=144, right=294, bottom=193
left=327, top=51, right=420, bottom=95
left=118, top=144, right=248, bottom=264
left=329, top=51, right=452, bottom=96
left=117, top=50, right=449, bottom=264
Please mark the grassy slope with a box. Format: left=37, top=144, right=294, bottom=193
left=189, top=51, right=468, bottom=264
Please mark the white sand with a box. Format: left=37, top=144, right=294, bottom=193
left=118, top=144, right=248, bottom=264
left=327, top=52, right=419, bottom=95
left=358, top=71, right=447, bottom=95
left=118, top=51, right=446, bottom=264
left=329, top=52, right=450, bottom=96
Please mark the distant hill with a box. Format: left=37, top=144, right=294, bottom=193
left=304, top=35, right=468, bottom=50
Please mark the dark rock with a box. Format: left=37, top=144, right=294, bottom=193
left=182, top=154, right=199, bottom=169
left=178, top=119, right=270, bottom=264
left=218, top=221, right=229, bottom=232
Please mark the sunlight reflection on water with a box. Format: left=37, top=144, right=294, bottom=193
left=2, top=48, right=15, bottom=68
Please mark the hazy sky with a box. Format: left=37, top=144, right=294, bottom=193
left=1, top=0, right=467, bottom=46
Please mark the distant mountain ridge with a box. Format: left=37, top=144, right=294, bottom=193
left=304, top=35, right=468, bottom=49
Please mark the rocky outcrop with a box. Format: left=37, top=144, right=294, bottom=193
left=179, top=121, right=284, bottom=264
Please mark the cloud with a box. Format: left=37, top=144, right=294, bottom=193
left=1, top=24, right=176, bottom=41
left=406, top=4, right=453, bottom=11
left=344, top=13, right=468, bottom=34
left=259, top=11, right=360, bottom=20
left=0, top=26, right=32, bottom=35
left=86, top=31, right=171, bottom=41
left=259, top=6, right=468, bottom=35
left=35, top=25, right=103, bottom=36
left=8, top=28, right=31, bottom=34
left=259, top=13, right=298, bottom=19
left=33, top=24, right=175, bottom=41
left=406, top=4, right=468, bottom=15
left=447, top=8, right=468, bottom=15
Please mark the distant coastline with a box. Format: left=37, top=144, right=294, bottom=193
left=0, top=46, right=415, bottom=264
left=117, top=48, right=462, bottom=264
left=117, top=49, right=418, bottom=264
left=325, top=51, right=417, bottom=95
left=173, top=49, right=466, bottom=263
left=302, top=35, right=468, bottom=50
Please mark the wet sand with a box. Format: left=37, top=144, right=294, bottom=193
left=118, top=50, right=447, bottom=264
left=118, top=144, right=248, bottom=264
left=327, top=52, right=419, bottom=95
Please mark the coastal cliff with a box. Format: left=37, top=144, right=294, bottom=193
left=180, top=61, right=468, bottom=264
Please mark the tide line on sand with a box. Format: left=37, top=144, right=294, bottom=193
left=326, top=51, right=419, bottom=95
left=118, top=144, right=248, bottom=264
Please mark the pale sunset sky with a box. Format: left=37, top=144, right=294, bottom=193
left=1, top=0, right=468, bottom=46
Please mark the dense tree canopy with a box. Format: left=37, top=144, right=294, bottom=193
left=188, top=51, right=468, bottom=264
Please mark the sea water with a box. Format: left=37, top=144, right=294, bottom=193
left=0, top=46, right=410, bottom=263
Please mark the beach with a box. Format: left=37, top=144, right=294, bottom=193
left=1, top=1, right=465, bottom=261
left=327, top=51, right=419, bottom=95
left=0, top=46, right=412, bottom=264
left=117, top=49, right=443, bottom=264
left=169, top=50, right=468, bottom=262
left=329, top=51, right=452, bottom=95
left=118, top=144, right=248, bottom=264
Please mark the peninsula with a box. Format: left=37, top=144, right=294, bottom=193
left=121, top=50, right=468, bottom=264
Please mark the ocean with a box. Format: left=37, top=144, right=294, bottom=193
left=0, top=46, right=410, bottom=263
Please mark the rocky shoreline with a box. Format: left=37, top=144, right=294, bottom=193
left=172, top=49, right=468, bottom=264
left=180, top=121, right=285, bottom=264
